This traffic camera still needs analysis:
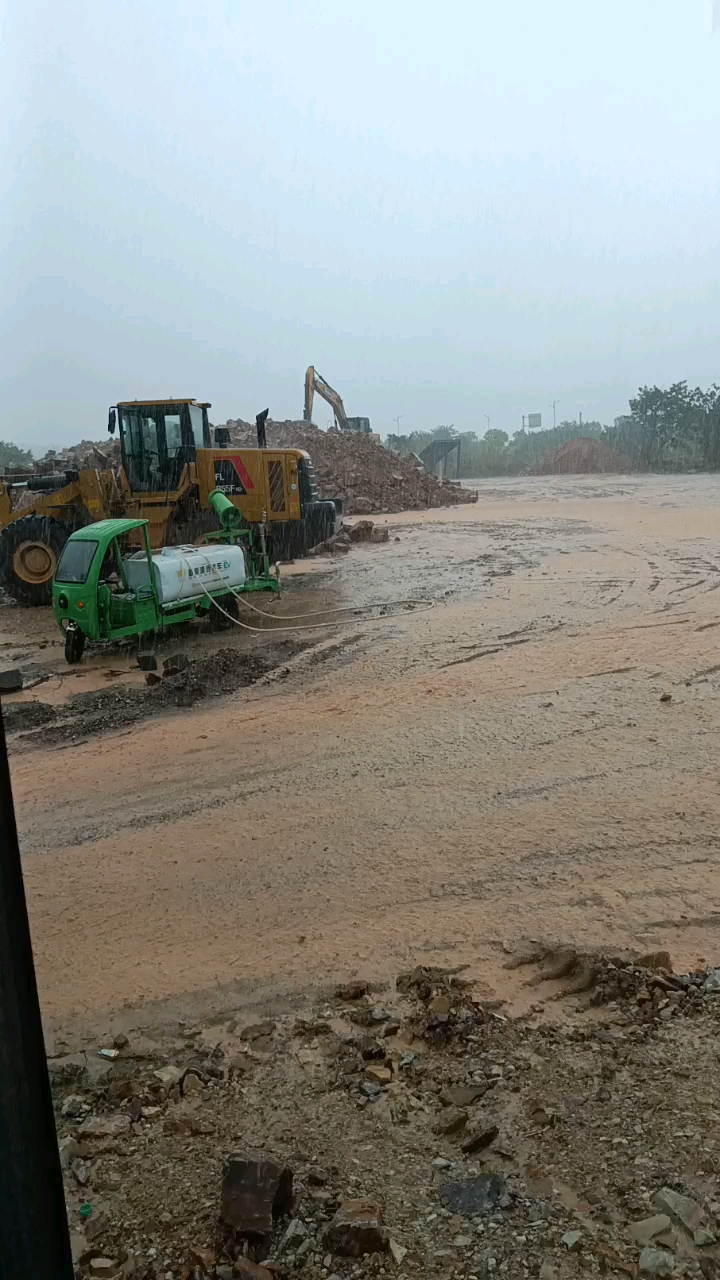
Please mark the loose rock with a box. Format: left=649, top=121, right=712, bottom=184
left=220, top=1151, right=293, bottom=1235
left=639, top=1246, right=676, bottom=1277
left=439, top=1085, right=487, bottom=1108
left=233, top=1260, right=275, bottom=1280
left=77, top=1115, right=131, bottom=1140
left=335, top=981, right=370, bottom=1001
left=637, top=951, right=672, bottom=972
left=460, top=1123, right=499, bottom=1154
left=153, top=1065, right=185, bottom=1088
left=433, top=1108, right=468, bottom=1136
left=630, top=1216, right=673, bottom=1248
left=439, top=1175, right=506, bottom=1217
left=654, top=1187, right=705, bottom=1235
left=323, top=1199, right=389, bottom=1257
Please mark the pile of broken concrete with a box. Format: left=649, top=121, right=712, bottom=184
left=224, top=419, right=478, bottom=516
left=308, top=519, right=391, bottom=556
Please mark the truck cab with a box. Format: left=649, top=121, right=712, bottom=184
left=53, top=519, right=161, bottom=663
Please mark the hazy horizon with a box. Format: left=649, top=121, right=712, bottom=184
left=2, top=0, right=720, bottom=453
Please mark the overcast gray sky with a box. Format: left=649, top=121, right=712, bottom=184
left=1, top=0, right=719, bottom=451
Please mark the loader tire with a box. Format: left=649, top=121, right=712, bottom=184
left=0, top=515, right=71, bottom=606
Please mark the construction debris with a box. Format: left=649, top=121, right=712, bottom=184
left=308, top=518, right=390, bottom=556
left=322, top=1199, right=389, bottom=1257
left=22, top=420, right=479, bottom=517
left=220, top=1152, right=293, bottom=1236
left=27, top=439, right=121, bottom=476
left=51, top=949, right=720, bottom=1280
left=224, top=418, right=478, bottom=513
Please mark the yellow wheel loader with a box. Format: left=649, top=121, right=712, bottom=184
left=0, top=400, right=336, bottom=605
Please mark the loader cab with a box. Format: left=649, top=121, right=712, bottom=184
left=109, top=399, right=211, bottom=493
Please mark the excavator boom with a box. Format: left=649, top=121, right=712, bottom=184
left=304, top=366, right=349, bottom=429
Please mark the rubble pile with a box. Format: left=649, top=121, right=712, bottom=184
left=225, top=419, right=478, bottom=515
left=308, top=518, right=392, bottom=557
left=32, top=439, right=122, bottom=475
left=531, top=438, right=634, bottom=476
left=53, top=949, right=720, bottom=1280
left=22, top=421, right=480, bottom=517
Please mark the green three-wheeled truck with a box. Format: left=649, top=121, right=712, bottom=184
left=52, top=489, right=277, bottom=664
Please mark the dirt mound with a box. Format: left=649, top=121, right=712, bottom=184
left=532, top=436, right=634, bottom=475
left=4, top=644, right=306, bottom=749
left=225, top=418, right=478, bottom=515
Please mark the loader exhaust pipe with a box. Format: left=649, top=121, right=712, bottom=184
left=256, top=408, right=269, bottom=449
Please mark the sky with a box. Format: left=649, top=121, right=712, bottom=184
left=1, top=0, right=720, bottom=452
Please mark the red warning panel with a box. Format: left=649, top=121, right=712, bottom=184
left=214, top=456, right=255, bottom=495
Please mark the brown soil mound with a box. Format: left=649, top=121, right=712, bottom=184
left=532, top=436, right=634, bottom=475
left=226, top=418, right=478, bottom=514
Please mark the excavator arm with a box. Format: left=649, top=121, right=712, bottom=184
left=304, top=366, right=348, bottom=429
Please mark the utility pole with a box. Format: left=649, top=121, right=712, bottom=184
left=550, top=399, right=561, bottom=429
left=579, top=410, right=583, bottom=428
left=393, top=415, right=404, bottom=434
left=0, top=710, right=73, bottom=1278
left=484, top=414, right=490, bottom=433
left=522, top=415, right=527, bottom=431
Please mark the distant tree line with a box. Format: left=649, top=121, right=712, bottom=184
left=386, top=382, right=720, bottom=477
left=0, top=441, right=33, bottom=469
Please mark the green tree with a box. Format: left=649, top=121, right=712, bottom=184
left=606, top=383, right=720, bottom=470
left=0, top=441, right=33, bottom=469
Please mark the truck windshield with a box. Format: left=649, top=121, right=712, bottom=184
left=55, top=539, right=99, bottom=584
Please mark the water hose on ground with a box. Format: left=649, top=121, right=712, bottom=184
left=202, top=586, right=434, bottom=632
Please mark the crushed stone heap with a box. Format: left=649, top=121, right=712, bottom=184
left=225, top=419, right=478, bottom=515
left=32, top=439, right=121, bottom=474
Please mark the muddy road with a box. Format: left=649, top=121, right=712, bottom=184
left=4, top=473, right=720, bottom=1042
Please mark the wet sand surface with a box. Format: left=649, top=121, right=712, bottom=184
left=5, top=473, right=720, bottom=1042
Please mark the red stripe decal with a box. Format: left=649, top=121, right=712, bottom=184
left=229, top=456, right=255, bottom=490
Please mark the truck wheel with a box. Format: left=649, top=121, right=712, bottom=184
left=208, top=593, right=237, bottom=630
left=64, top=625, right=85, bottom=664
left=0, top=515, right=70, bottom=606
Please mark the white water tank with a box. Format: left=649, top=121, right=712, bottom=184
left=124, top=544, right=246, bottom=604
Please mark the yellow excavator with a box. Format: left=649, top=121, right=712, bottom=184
left=304, top=367, right=371, bottom=433
left=0, top=400, right=336, bottom=604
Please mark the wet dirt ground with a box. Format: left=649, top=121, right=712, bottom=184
left=4, top=473, right=720, bottom=1047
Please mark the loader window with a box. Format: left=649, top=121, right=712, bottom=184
left=163, top=413, right=185, bottom=490
left=189, top=404, right=205, bottom=449
left=120, top=408, right=163, bottom=491
left=55, top=539, right=99, bottom=584
left=120, top=405, right=193, bottom=492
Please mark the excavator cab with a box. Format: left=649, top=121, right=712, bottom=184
left=109, top=399, right=211, bottom=493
